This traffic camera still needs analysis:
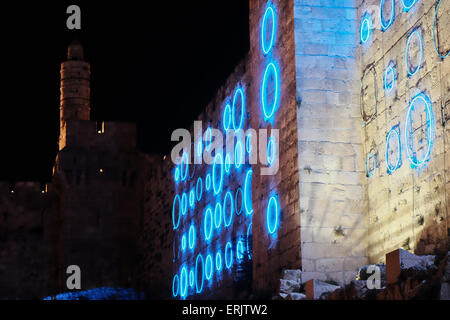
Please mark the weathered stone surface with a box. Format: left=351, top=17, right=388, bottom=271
left=279, top=279, right=301, bottom=294
left=289, top=292, right=306, bottom=300
left=305, top=279, right=341, bottom=300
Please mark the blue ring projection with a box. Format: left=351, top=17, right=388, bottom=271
left=172, top=274, right=180, bottom=297
left=225, top=242, right=233, bottom=269
left=196, top=177, right=203, bottom=201
left=181, top=234, right=187, bottom=252
left=380, top=0, right=395, bottom=31
left=433, top=0, right=449, bottom=59
left=181, top=192, right=188, bottom=215
left=214, top=202, right=222, bottom=229
left=261, top=4, right=276, bottom=55
left=188, top=224, right=196, bottom=250
left=235, top=140, right=244, bottom=169
left=246, top=134, right=252, bottom=153
left=223, top=104, right=232, bottom=131
left=383, top=63, right=396, bottom=93
left=197, top=139, right=203, bottom=159
left=205, top=254, right=213, bottom=280
left=402, top=0, right=418, bottom=12
left=405, top=29, right=423, bottom=77
left=195, top=254, right=204, bottom=293
left=360, top=13, right=372, bottom=44
left=180, top=266, right=188, bottom=298
left=266, top=195, right=280, bottom=235
left=205, top=127, right=213, bottom=151
left=189, top=189, right=195, bottom=208
left=386, top=125, right=402, bottom=175
left=215, top=251, right=223, bottom=272
left=225, top=153, right=232, bottom=174
left=213, top=153, right=224, bottom=195
left=236, top=240, right=244, bottom=262
left=366, top=152, right=376, bottom=177
left=404, top=93, right=434, bottom=169
left=244, top=169, right=253, bottom=215
left=180, top=152, right=189, bottom=181
left=174, top=167, right=180, bottom=183
left=261, top=62, right=280, bottom=120
left=232, top=88, right=245, bottom=131
left=247, top=223, right=252, bottom=259
left=206, top=173, right=211, bottom=191
left=267, top=136, right=276, bottom=165
left=235, top=188, right=243, bottom=215
left=172, top=194, right=181, bottom=230
left=189, top=270, right=194, bottom=287
left=223, top=191, right=234, bottom=227
left=204, top=207, right=213, bottom=241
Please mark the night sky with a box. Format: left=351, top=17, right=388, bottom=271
left=0, top=1, right=249, bottom=182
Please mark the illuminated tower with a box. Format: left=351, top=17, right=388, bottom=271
left=59, top=41, right=91, bottom=150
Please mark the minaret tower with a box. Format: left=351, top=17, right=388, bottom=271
left=59, top=41, right=91, bottom=150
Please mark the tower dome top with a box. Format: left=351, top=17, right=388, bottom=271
left=67, top=40, right=84, bottom=60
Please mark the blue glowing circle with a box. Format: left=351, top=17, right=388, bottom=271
left=205, top=254, right=213, bottom=280
left=235, top=140, right=244, bottom=169
left=215, top=251, right=223, bottom=272
left=244, top=169, right=253, bottom=215
left=196, top=177, right=203, bottom=201
left=261, top=62, right=280, bottom=121
left=247, top=223, right=252, bottom=260
left=404, top=93, right=434, bottom=169
left=386, top=125, right=402, bottom=175
left=180, top=152, right=189, bottom=181
left=195, top=254, right=204, bottom=293
left=246, top=134, right=252, bottom=154
left=214, top=202, right=222, bottom=229
left=188, top=224, right=196, bottom=250
left=405, top=29, right=423, bottom=77
left=189, top=270, right=194, bottom=288
left=223, top=104, right=232, bottom=131
left=180, top=266, right=188, bottom=298
left=181, top=234, right=187, bottom=252
left=360, top=14, right=372, bottom=44
left=212, top=153, right=224, bottom=195
left=172, top=274, right=180, bottom=297
left=232, top=88, right=245, bottom=132
left=189, top=189, right=195, bottom=208
left=235, top=188, right=243, bottom=216
left=204, top=207, right=213, bottom=241
left=205, top=127, right=213, bottom=151
left=181, top=192, right=188, bottom=215
left=206, top=173, right=211, bottom=191
left=172, top=194, right=181, bottom=230
left=225, top=242, right=233, bottom=269
left=433, top=0, right=449, bottom=59
left=383, top=63, right=396, bottom=93
left=174, top=167, right=180, bottom=183
left=266, top=195, right=279, bottom=235
left=402, top=0, right=418, bottom=11
left=225, top=153, right=232, bottom=174
left=380, top=0, right=395, bottom=31
left=366, top=152, right=377, bottom=178
left=261, top=4, right=276, bottom=55
left=236, top=241, right=245, bottom=262
left=267, top=136, right=276, bottom=165
left=197, top=139, right=203, bottom=159
left=223, top=191, right=234, bottom=227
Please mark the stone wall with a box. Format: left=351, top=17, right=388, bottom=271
left=0, top=182, right=51, bottom=299
left=357, top=0, right=450, bottom=263
left=293, top=0, right=367, bottom=285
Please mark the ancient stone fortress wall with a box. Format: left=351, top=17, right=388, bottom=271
left=358, top=0, right=450, bottom=263
left=293, top=0, right=367, bottom=285
left=0, top=182, right=51, bottom=299
left=168, top=0, right=301, bottom=299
